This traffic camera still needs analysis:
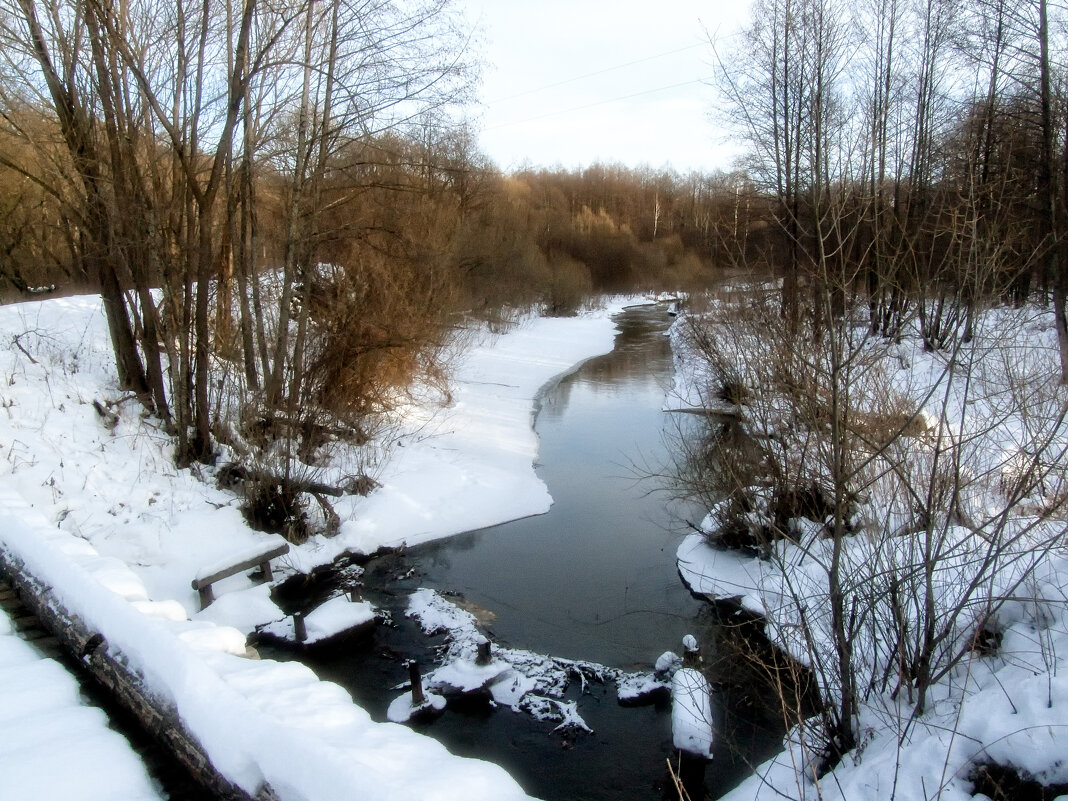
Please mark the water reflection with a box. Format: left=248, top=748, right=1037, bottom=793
left=538, top=306, right=673, bottom=421
left=281, top=303, right=786, bottom=801
left=407, top=303, right=698, bottom=668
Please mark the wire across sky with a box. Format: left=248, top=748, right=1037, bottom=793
left=459, top=0, right=753, bottom=173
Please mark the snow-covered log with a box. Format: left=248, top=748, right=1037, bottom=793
left=0, top=545, right=270, bottom=801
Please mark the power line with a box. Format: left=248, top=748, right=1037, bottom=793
left=484, top=76, right=714, bottom=131
left=485, top=42, right=706, bottom=106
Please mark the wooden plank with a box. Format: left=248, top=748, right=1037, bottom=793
left=29, top=635, right=64, bottom=660
left=12, top=614, right=44, bottom=632
left=191, top=542, right=290, bottom=591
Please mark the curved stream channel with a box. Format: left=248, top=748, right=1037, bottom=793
left=264, top=304, right=787, bottom=800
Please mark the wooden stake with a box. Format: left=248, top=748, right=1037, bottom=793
left=408, top=661, right=425, bottom=705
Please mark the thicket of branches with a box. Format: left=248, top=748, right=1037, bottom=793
left=0, top=0, right=751, bottom=531
left=0, top=0, right=488, bottom=542
left=0, top=0, right=479, bottom=470
left=711, top=0, right=1068, bottom=359
left=671, top=0, right=1068, bottom=783
left=0, top=0, right=750, bottom=539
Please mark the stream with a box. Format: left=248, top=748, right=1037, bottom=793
left=262, top=303, right=788, bottom=800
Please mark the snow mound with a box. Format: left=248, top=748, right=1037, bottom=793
left=0, top=615, right=162, bottom=801
left=258, top=594, right=378, bottom=646
left=0, top=489, right=534, bottom=800
left=407, top=588, right=626, bottom=733
left=671, top=668, right=714, bottom=758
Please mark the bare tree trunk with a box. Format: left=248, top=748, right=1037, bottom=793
left=1036, top=0, right=1068, bottom=381
left=289, top=0, right=342, bottom=416
left=266, top=0, right=316, bottom=408
left=14, top=0, right=149, bottom=398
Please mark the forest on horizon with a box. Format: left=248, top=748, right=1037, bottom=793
left=0, top=0, right=1067, bottom=462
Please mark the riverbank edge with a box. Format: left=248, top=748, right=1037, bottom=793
left=0, top=297, right=652, bottom=800
left=0, top=491, right=285, bottom=799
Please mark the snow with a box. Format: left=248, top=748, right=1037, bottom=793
left=673, top=302, right=1068, bottom=801
left=0, top=294, right=630, bottom=800
left=15, top=286, right=1064, bottom=800
left=1, top=492, right=539, bottom=799
left=302, top=595, right=377, bottom=639
left=406, top=587, right=478, bottom=637
left=655, top=650, right=681, bottom=675
left=671, top=668, right=714, bottom=757
left=0, top=294, right=626, bottom=615
left=387, top=689, right=446, bottom=723
left=311, top=303, right=628, bottom=563
left=429, top=657, right=511, bottom=694
left=404, top=588, right=623, bottom=731
left=617, top=671, right=670, bottom=704
left=0, top=606, right=162, bottom=801
left=617, top=650, right=680, bottom=705
left=194, top=540, right=290, bottom=583
left=257, top=594, right=378, bottom=645
left=521, top=697, right=593, bottom=733
left=676, top=531, right=768, bottom=615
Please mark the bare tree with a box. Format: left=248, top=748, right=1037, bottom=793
left=697, top=0, right=1068, bottom=780
left=0, top=0, right=476, bottom=490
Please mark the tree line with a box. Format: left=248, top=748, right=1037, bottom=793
left=715, top=0, right=1068, bottom=368
left=672, top=0, right=1068, bottom=778
left=4, top=0, right=1063, bottom=551
left=0, top=0, right=741, bottom=492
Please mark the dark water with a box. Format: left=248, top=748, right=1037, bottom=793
left=408, top=303, right=704, bottom=669
left=272, top=304, right=785, bottom=801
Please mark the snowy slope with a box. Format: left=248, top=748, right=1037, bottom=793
left=672, top=304, right=1068, bottom=801
left=0, top=294, right=629, bottom=800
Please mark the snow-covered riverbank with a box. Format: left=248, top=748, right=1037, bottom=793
left=0, top=294, right=633, bottom=800
left=670, top=301, right=1068, bottom=801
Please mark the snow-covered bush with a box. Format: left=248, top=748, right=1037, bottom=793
left=672, top=285, right=1068, bottom=780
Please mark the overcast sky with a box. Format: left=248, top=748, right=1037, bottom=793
left=456, top=0, right=754, bottom=174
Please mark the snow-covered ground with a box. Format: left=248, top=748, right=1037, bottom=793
left=0, top=294, right=631, bottom=800
left=400, top=586, right=625, bottom=733
left=0, top=600, right=163, bottom=800
left=670, top=300, right=1068, bottom=801
left=13, top=285, right=1062, bottom=801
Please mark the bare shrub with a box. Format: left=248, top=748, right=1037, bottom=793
left=672, top=286, right=1068, bottom=778
left=543, top=255, right=593, bottom=317
left=242, top=475, right=309, bottom=544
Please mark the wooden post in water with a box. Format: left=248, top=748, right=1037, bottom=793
left=676, top=752, right=709, bottom=801
left=293, top=611, right=307, bottom=643
left=475, top=636, right=492, bottom=666
left=408, top=660, right=425, bottom=705
left=671, top=634, right=712, bottom=799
